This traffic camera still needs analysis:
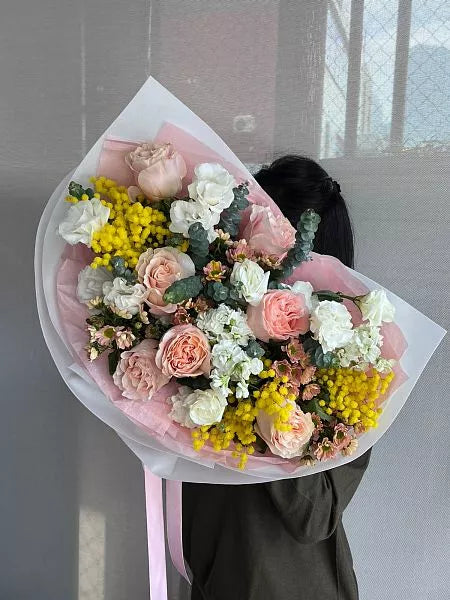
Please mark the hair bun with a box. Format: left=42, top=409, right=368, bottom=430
left=332, top=180, right=341, bottom=193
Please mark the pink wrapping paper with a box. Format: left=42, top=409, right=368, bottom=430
left=56, top=126, right=408, bottom=475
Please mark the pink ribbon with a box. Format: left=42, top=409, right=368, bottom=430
left=144, top=468, right=168, bottom=600
left=166, top=479, right=192, bottom=584
left=144, top=468, right=191, bottom=599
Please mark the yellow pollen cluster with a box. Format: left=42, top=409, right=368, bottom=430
left=316, top=367, right=395, bottom=429
left=88, top=176, right=170, bottom=269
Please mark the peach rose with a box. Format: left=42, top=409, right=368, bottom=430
left=155, top=324, right=211, bottom=378
left=113, top=339, right=170, bottom=401
left=241, top=204, right=296, bottom=259
left=256, top=403, right=315, bottom=459
left=125, top=142, right=187, bottom=201
left=136, top=247, right=195, bottom=315
left=247, top=290, right=310, bottom=342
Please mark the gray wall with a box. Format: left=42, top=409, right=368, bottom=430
left=1, top=1, right=448, bottom=599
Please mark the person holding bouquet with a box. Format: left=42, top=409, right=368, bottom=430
left=182, top=155, right=371, bottom=600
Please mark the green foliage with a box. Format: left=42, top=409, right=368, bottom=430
left=68, top=181, right=95, bottom=200
left=192, top=254, right=210, bottom=270
left=163, top=275, right=203, bottom=304
left=151, top=197, right=174, bottom=218
left=218, top=182, right=250, bottom=236
left=145, top=318, right=172, bottom=341
left=165, top=233, right=186, bottom=248
left=205, top=281, right=229, bottom=302
left=188, top=222, right=210, bottom=256
left=187, top=222, right=211, bottom=269
left=245, top=340, right=265, bottom=358
left=302, top=397, right=333, bottom=422
left=272, top=209, right=321, bottom=281
left=176, top=376, right=210, bottom=391
left=301, top=337, right=338, bottom=368
left=108, top=349, right=120, bottom=376
left=110, top=255, right=136, bottom=284
left=313, top=290, right=343, bottom=303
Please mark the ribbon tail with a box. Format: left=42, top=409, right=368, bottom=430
left=144, top=466, right=168, bottom=600
left=166, top=479, right=192, bottom=584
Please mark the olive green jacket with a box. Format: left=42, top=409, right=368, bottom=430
left=182, top=449, right=371, bottom=600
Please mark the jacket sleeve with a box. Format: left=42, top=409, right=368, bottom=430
left=264, top=449, right=372, bottom=544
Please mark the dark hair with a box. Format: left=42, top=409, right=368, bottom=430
left=254, top=155, right=354, bottom=268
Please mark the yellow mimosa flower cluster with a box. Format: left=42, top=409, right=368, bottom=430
left=65, top=192, right=100, bottom=203
left=88, top=176, right=170, bottom=269
left=253, top=359, right=296, bottom=431
left=191, top=397, right=259, bottom=469
left=316, top=367, right=395, bottom=429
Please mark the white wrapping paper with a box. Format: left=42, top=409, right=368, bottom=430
left=35, top=77, right=446, bottom=483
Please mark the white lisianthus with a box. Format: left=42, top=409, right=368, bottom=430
left=357, top=289, right=395, bottom=327
left=59, top=198, right=110, bottom=246
left=188, top=163, right=236, bottom=213
left=169, top=385, right=228, bottom=427
left=230, top=259, right=270, bottom=306
left=290, top=281, right=314, bottom=310
left=310, top=300, right=354, bottom=353
left=188, top=388, right=228, bottom=426
left=168, top=386, right=197, bottom=428
left=210, top=340, right=263, bottom=399
left=169, top=199, right=219, bottom=242
left=337, top=325, right=383, bottom=368
left=76, top=265, right=112, bottom=304
left=196, top=304, right=254, bottom=346
left=102, top=277, right=148, bottom=317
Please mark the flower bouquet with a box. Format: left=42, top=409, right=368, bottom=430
left=36, top=78, right=444, bottom=484
left=57, top=141, right=406, bottom=471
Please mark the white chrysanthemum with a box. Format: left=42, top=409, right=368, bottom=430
left=102, top=277, right=148, bottom=317
left=59, top=198, right=110, bottom=246
left=77, top=265, right=112, bottom=304
left=196, top=304, right=254, bottom=346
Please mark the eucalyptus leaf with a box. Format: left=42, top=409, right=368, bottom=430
left=303, top=398, right=333, bottom=422
left=163, top=275, right=203, bottom=304
left=313, top=290, right=343, bottom=302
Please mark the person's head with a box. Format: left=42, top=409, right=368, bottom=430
left=254, top=155, right=354, bottom=268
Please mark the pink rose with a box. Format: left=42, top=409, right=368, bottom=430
left=247, top=290, right=310, bottom=342
left=113, top=339, right=170, bottom=401
left=155, top=324, right=211, bottom=378
left=136, top=247, right=195, bottom=316
left=125, top=142, right=187, bottom=201
left=256, top=403, right=315, bottom=459
left=241, top=204, right=296, bottom=259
